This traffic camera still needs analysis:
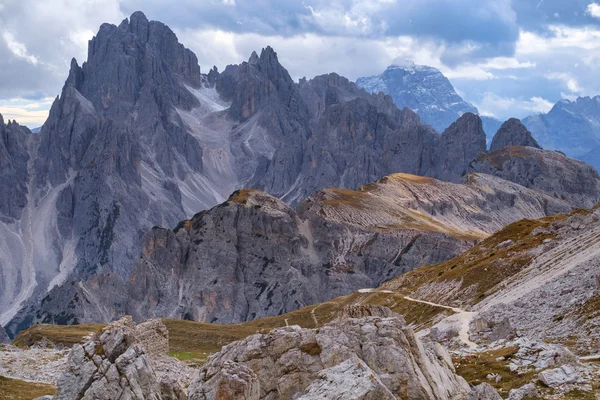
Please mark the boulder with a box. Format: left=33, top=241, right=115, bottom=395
left=538, top=364, right=580, bottom=388
left=507, top=383, right=538, bottom=400
left=466, top=383, right=502, bottom=400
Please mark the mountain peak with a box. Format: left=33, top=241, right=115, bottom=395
left=357, top=61, right=478, bottom=133
left=390, top=58, right=416, bottom=69
left=490, top=118, right=540, bottom=152
left=248, top=50, right=259, bottom=64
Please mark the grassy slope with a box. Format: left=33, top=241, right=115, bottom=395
left=0, top=376, right=56, bottom=400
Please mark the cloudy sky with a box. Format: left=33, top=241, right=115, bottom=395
left=2, top=0, right=600, bottom=127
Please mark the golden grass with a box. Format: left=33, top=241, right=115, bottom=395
left=0, top=376, right=56, bottom=400
left=228, top=189, right=261, bottom=204
left=12, top=323, right=105, bottom=348
left=383, top=216, right=564, bottom=306
left=386, top=173, right=436, bottom=184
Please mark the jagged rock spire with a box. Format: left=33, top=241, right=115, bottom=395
left=490, top=118, right=541, bottom=151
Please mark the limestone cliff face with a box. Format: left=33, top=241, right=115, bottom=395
left=469, top=146, right=600, bottom=209
left=125, top=189, right=469, bottom=323
left=1, top=13, right=491, bottom=333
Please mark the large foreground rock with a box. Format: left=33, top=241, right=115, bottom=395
left=53, top=317, right=186, bottom=400
left=188, top=307, right=471, bottom=399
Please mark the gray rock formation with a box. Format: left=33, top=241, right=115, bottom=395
left=0, top=114, right=30, bottom=222
left=124, top=189, right=469, bottom=324
left=188, top=361, right=259, bottom=400
left=1, top=12, right=490, bottom=334
left=466, top=383, right=502, bottom=400
left=489, top=118, right=540, bottom=152
left=468, top=146, right=600, bottom=208
left=188, top=310, right=471, bottom=399
left=53, top=316, right=186, bottom=400
left=506, top=383, right=538, bottom=400
left=538, top=365, right=581, bottom=388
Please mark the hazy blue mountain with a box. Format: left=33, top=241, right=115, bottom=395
left=523, top=96, right=600, bottom=160
left=356, top=59, right=501, bottom=140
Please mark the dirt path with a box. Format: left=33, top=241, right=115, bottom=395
left=357, top=289, right=478, bottom=348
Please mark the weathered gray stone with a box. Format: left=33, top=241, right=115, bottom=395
left=466, top=383, right=502, bottom=400
left=188, top=361, right=260, bottom=400
left=507, top=383, right=538, bottom=400
left=538, top=364, right=580, bottom=387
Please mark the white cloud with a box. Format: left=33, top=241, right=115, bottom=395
left=586, top=2, right=600, bottom=19
left=2, top=31, right=39, bottom=65
left=546, top=72, right=582, bottom=93
left=475, top=92, right=554, bottom=117
left=0, top=105, right=49, bottom=126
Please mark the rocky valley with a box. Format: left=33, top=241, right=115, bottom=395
left=1, top=8, right=600, bottom=400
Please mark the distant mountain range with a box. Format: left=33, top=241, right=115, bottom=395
left=356, top=61, right=600, bottom=171
left=523, top=96, right=600, bottom=171
left=356, top=59, right=502, bottom=140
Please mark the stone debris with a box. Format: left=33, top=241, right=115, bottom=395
left=0, top=344, right=68, bottom=384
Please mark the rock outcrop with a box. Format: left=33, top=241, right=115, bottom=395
left=469, top=146, right=600, bottom=208
left=188, top=309, right=471, bottom=399
left=53, top=316, right=188, bottom=400
left=466, top=383, right=502, bottom=400
left=489, top=118, right=540, bottom=152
